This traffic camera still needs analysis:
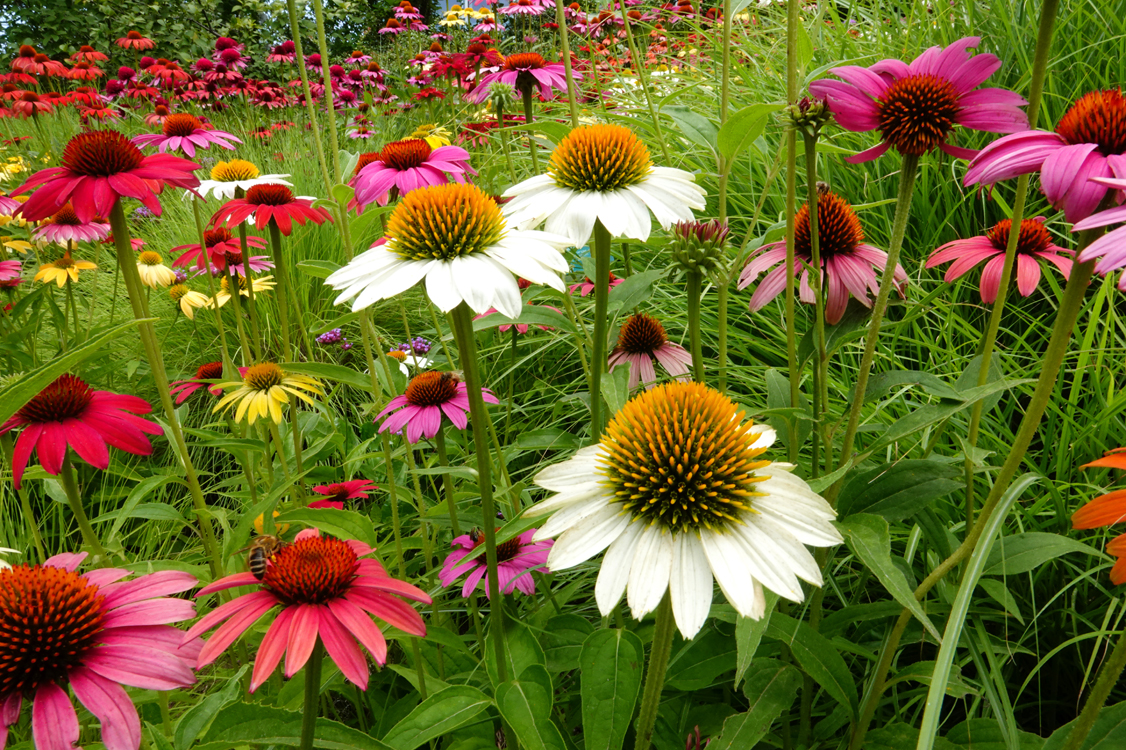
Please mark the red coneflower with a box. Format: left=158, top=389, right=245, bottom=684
left=184, top=528, right=430, bottom=691
left=310, top=478, right=379, bottom=509
left=169, top=360, right=227, bottom=404
left=170, top=225, right=268, bottom=270
left=0, top=374, right=162, bottom=488
left=210, top=183, right=332, bottom=235
left=79, top=101, right=121, bottom=122
left=1073, top=447, right=1126, bottom=583
left=11, top=91, right=54, bottom=118
left=12, top=129, right=200, bottom=223
left=116, top=30, right=155, bottom=50
left=68, top=62, right=103, bottom=80
left=10, top=45, right=38, bottom=73
left=70, top=45, right=108, bottom=63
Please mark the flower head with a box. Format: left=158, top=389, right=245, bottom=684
left=170, top=225, right=267, bottom=271
left=0, top=260, right=20, bottom=282
left=926, top=217, right=1072, bottom=302
left=466, top=52, right=578, bottom=103
left=351, top=138, right=476, bottom=208
left=116, top=31, right=155, bottom=50
left=312, top=479, right=379, bottom=505
left=213, top=362, right=322, bottom=424
left=34, top=250, right=97, bottom=287
left=608, top=312, right=692, bottom=390
left=0, top=553, right=197, bottom=750
left=1073, top=447, right=1126, bottom=583
left=32, top=204, right=110, bottom=245
left=170, top=360, right=225, bottom=403
left=0, top=374, right=161, bottom=488
left=211, top=184, right=332, bottom=235
left=326, top=183, right=569, bottom=318
left=376, top=370, right=499, bottom=443
left=810, top=37, right=1027, bottom=163
left=1073, top=163, right=1126, bottom=289
left=194, top=159, right=293, bottom=201
left=132, top=112, right=241, bottom=157
left=207, top=273, right=275, bottom=308
left=184, top=528, right=430, bottom=691
left=570, top=270, right=624, bottom=297
left=738, top=190, right=907, bottom=324
left=137, top=250, right=177, bottom=288
left=503, top=124, right=706, bottom=245
left=440, top=529, right=553, bottom=598
left=527, top=382, right=841, bottom=637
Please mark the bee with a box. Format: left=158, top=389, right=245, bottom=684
left=816, top=181, right=832, bottom=196
left=244, top=535, right=287, bottom=580
left=469, top=527, right=481, bottom=544
left=440, top=370, right=465, bottom=385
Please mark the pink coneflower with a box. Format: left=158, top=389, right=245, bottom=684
left=440, top=529, right=553, bottom=598
left=132, top=112, right=241, bottom=157
left=266, top=41, right=297, bottom=63
left=966, top=89, right=1126, bottom=223
left=32, top=204, right=111, bottom=245
left=348, top=127, right=375, bottom=139
left=71, top=45, right=108, bottom=63
left=211, top=249, right=274, bottom=277
left=144, top=104, right=173, bottom=125
left=738, top=190, right=907, bottom=324
left=0, top=260, right=20, bottom=281
left=0, top=552, right=198, bottom=750
left=809, top=36, right=1027, bottom=164
left=608, top=312, right=692, bottom=390
left=466, top=52, right=577, bottom=103
left=379, top=18, right=407, bottom=35
left=351, top=138, right=476, bottom=208
left=1073, top=165, right=1126, bottom=290
left=304, top=52, right=323, bottom=71
left=476, top=302, right=562, bottom=333
left=170, top=226, right=268, bottom=270
left=0, top=373, right=162, bottom=488
left=571, top=270, right=624, bottom=297
left=501, top=0, right=546, bottom=15
left=170, top=360, right=226, bottom=404
left=116, top=30, right=155, bottom=50
left=377, top=371, right=499, bottom=444
left=216, top=47, right=249, bottom=71
left=926, top=217, right=1072, bottom=302
left=211, top=184, right=333, bottom=235
left=13, top=129, right=200, bottom=223
left=183, top=528, right=430, bottom=691
left=312, top=478, right=379, bottom=507
left=394, top=0, right=424, bottom=19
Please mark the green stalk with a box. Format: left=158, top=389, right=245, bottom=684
left=1060, top=627, right=1126, bottom=750
left=435, top=428, right=461, bottom=537
left=521, top=87, right=540, bottom=173
left=829, top=153, right=920, bottom=500
left=803, top=132, right=827, bottom=477
left=495, top=98, right=517, bottom=185
left=267, top=220, right=295, bottom=358
left=448, top=302, right=508, bottom=684
left=311, top=0, right=343, bottom=181
left=686, top=270, right=704, bottom=381
left=283, top=0, right=334, bottom=195
left=108, top=203, right=223, bottom=578
left=268, top=420, right=296, bottom=488
left=781, top=0, right=800, bottom=463
left=589, top=220, right=612, bottom=437
left=297, top=640, right=324, bottom=750
left=235, top=217, right=263, bottom=359
left=59, top=455, right=107, bottom=560
left=553, top=0, right=580, bottom=127
left=634, top=592, right=676, bottom=750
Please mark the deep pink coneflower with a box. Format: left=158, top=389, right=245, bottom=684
left=466, top=52, right=578, bottom=103
left=210, top=184, right=332, bottom=235
left=169, top=361, right=226, bottom=404
left=351, top=138, right=476, bottom=208
left=377, top=370, right=499, bottom=443
left=132, top=112, right=240, bottom=157
left=440, top=529, right=553, bottom=598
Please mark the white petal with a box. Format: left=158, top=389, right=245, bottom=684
left=595, top=519, right=646, bottom=615
left=534, top=494, right=612, bottom=540
left=730, top=520, right=805, bottom=601
left=525, top=485, right=606, bottom=519
left=744, top=514, right=823, bottom=585
left=545, top=191, right=597, bottom=247
left=626, top=525, right=673, bottom=620
left=533, top=446, right=604, bottom=490
left=502, top=172, right=555, bottom=198
left=350, top=259, right=431, bottom=311
left=424, top=260, right=462, bottom=312
left=699, top=528, right=760, bottom=618
left=484, top=245, right=564, bottom=291
left=546, top=503, right=631, bottom=570
left=751, top=493, right=843, bottom=547
left=748, top=424, right=777, bottom=450
left=670, top=532, right=713, bottom=638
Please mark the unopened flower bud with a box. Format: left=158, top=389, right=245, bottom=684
left=669, top=219, right=729, bottom=273
left=787, top=95, right=832, bottom=137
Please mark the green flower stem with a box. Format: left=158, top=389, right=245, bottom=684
left=495, top=98, right=518, bottom=185
left=59, top=455, right=107, bottom=560
left=505, top=326, right=517, bottom=437
left=803, top=132, right=828, bottom=477
left=289, top=403, right=307, bottom=501
left=686, top=270, right=704, bottom=382
left=521, top=88, right=540, bottom=174
left=267, top=220, right=296, bottom=359
left=963, top=0, right=1059, bottom=526
left=108, top=203, right=223, bottom=578
left=715, top=284, right=729, bottom=394
left=589, top=220, right=612, bottom=437
left=781, top=0, right=801, bottom=463
left=622, top=242, right=633, bottom=277
left=553, top=0, right=580, bottom=128
left=1061, top=626, right=1126, bottom=750
left=849, top=253, right=1099, bottom=750
left=614, top=0, right=672, bottom=165
left=297, top=640, right=324, bottom=750
left=830, top=152, right=921, bottom=500
left=311, top=0, right=343, bottom=181
left=65, top=281, right=79, bottom=346
left=448, top=302, right=508, bottom=684
left=634, top=591, right=675, bottom=750
left=235, top=220, right=263, bottom=358
left=3, top=434, right=46, bottom=561
left=435, top=428, right=461, bottom=537
left=268, top=420, right=296, bottom=487
left=190, top=198, right=234, bottom=375
left=224, top=265, right=254, bottom=365
left=283, top=0, right=333, bottom=195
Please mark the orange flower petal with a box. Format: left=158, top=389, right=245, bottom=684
left=1071, top=489, right=1126, bottom=530
left=1082, top=454, right=1126, bottom=471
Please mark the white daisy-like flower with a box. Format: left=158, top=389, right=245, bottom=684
left=325, top=183, right=570, bottom=319
left=501, top=123, right=707, bottom=247
left=189, top=159, right=294, bottom=201
left=0, top=547, right=18, bottom=571
left=136, top=250, right=177, bottom=288
left=526, top=381, right=842, bottom=639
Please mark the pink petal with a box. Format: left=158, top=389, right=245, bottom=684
left=32, top=682, right=80, bottom=750
left=1015, top=253, right=1041, bottom=297
left=69, top=667, right=141, bottom=750
left=250, top=606, right=296, bottom=692
left=284, top=604, right=321, bottom=677
left=317, top=608, right=369, bottom=689
left=327, top=598, right=388, bottom=665
left=84, top=643, right=196, bottom=690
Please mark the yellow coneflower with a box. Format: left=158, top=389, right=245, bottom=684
left=136, top=250, right=177, bottom=288
left=206, top=273, right=275, bottom=309
left=34, top=250, right=96, bottom=287
left=169, top=283, right=209, bottom=319
left=213, top=362, right=323, bottom=424
left=409, top=123, right=453, bottom=149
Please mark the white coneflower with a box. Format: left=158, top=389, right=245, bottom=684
left=502, top=123, right=706, bottom=246
left=325, top=182, right=569, bottom=318
left=527, top=381, right=841, bottom=638
left=191, top=159, right=294, bottom=201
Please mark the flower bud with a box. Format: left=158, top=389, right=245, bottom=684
left=669, top=219, right=729, bottom=273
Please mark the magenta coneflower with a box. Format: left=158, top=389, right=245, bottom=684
left=0, top=552, right=198, bottom=750
left=132, top=112, right=241, bottom=157
left=501, top=0, right=546, bottom=15
left=966, top=89, right=1126, bottom=223
left=0, top=373, right=162, bottom=489
left=170, top=361, right=226, bottom=404
left=439, top=529, right=553, bottom=598
left=304, top=53, right=323, bottom=72
left=377, top=370, right=499, bottom=443
left=266, top=41, right=297, bottom=63
left=738, top=190, right=907, bottom=324
left=0, top=260, right=20, bottom=281
left=210, top=183, right=333, bottom=235
left=926, top=217, right=1071, bottom=302
left=379, top=18, right=407, bottom=35
left=171, top=226, right=268, bottom=270
left=467, top=52, right=577, bottom=103
left=351, top=138, right=476, bottom=208
left=1073, top=166, right=1126, bottom=290
left=215, top=47, right=249, bottom=71
left=183, top=528, right=430, bottom=691
left=32, top=204, right=111, bottom=245
left=312, top=478, right=379, bottom=506
left=608, top=312, right=692, bottom=390
left=13, top=129, right=199, bottom=223
left=809, top=36, right=1027, bottom=164
left=116, top=31, right=155, bottom=50
left=571, top=270, right=624, bottom=297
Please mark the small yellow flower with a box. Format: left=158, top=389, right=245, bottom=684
left=3, top=238, right=33, bottom=254
left=136, top=250, right=177, bottom=288
left=213, top=362, right=323, bottom=425
left=206, top=274, right=276, bottom=309
left=410, top=123, right=453, bottom=149
left=35, top=251, right=97, bottom=287
left=253, top=509, right=291, bottom=535
left=169, top=284, right=209, bottom=319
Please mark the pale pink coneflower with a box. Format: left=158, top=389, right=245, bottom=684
left=440, top=529, right=553, bottom=598
left=608, top=312, right=693, bottom=390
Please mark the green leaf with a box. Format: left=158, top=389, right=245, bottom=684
left=661, top=105, right=718, bottom=151
left=862, top=370, right=961, bottom=402
left=281, top=361, right=376, bottom=392
left=708, top=659, right=802, bottom=750
left=471, top=306, right=575, bottom=333
left=837, top=460, right=962, bottom=522
left=274, top=507, right=380, bottom=548
left=339, top=149, right=360, bottom=180
left=977, top=578, right=1024, bottom=624
left=331, top=183, right=355, bottom=206
left=174, top=666, right=247, bottom=750
left=527, top=120, right=572, bottom=145
left=0, top=318, right=147, bottom=425
left=542, top=614, right=594, bottom=672
left=607, top=268, right=667, bottom=312
left=487, top=618, right=546, bottom=687
left=734, top=590, right=777, bottom=689
left=198, top=703, right=392, bottom=750
left=885, top=661, right=977, bottom=700
left=764, top=369, right=810, bottom=454
left=837, top=514, right=942, bottom=641
left=766, top=613, right=858, bottom=720
left=495, top=665, right=567, bottom=750
left=580, top=629, right=644, bottom=750
left=296, top=259, right=342, bottom=279
left=945, top=718, right=1046, bottom=749
left=717, top=103, right=783, bottom=161
left=797, top=299, right=871, bottom=367
left=93, top=502, right=187, bottom=526
left=602, top=361, right=631, bottom=417
left=1044, top=700, right=1126, bottom=750
left=666, top=627, right=737, bottom=691
left=984, top=531, right=1103, bottom=577
left=381, top=686, right=493, bottom=750
left=106, top=473, right=185, bottom=544
left=865, top=723, right=961, bottom=750
left=514, top=429, right=583, bottom=451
